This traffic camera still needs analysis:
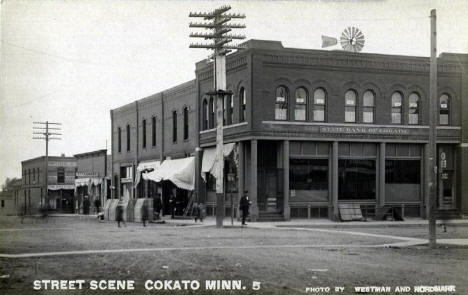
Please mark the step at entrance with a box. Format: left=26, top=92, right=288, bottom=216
left=258, top=211, right=285, bottom=222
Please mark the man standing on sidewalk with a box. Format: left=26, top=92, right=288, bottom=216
left=239, top=193, right=251, bottom=226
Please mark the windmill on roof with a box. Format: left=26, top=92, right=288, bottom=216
left=322, top=27, right=365, bottom=53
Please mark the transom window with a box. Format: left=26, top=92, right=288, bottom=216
left=439, top=94, right=450, bottom=125
left=391, top=92, right=403, bottom=124
left=275, top=86, right=288, bottom=120
left=313, top=88, right=326, bottom=122
left=294, top=87, right=307, bottom=121
left=362, top=90, right=375, bottom=123
left=408, top=92, right=420, bottom=125
left=344, top=90, right=357, bottom=123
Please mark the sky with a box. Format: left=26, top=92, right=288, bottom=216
left=1, top=0, right=467, bottom=185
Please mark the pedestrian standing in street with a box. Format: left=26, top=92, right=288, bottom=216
left=239, top=193, right=251, bottom=226
left=116, top=200, right=126, bottom=228
left=141, top=201, right=149, bottom=227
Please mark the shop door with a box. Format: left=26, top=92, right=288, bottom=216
left=258, top=168, right=283, bottom=212
left=439, top=170, right=455, bottom=210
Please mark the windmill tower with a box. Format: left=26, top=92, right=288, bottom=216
left=322, top=26, right=365, bottom=52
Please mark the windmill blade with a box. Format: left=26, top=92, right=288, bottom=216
left=321, top=35, right=337, bottom=48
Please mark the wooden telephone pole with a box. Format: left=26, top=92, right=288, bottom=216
left=33, top=121, right=62, bottom=208
left=189, top=5, right=245, bottom=228
left=428, top=9, right=438, bottom=248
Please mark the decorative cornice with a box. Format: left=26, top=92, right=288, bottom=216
left=262, top=54, right=461, bottom=74
left=199, top=56, right=248, bottom=81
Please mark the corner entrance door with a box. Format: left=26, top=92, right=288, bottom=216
left=439, top=170, right=455, bottom=210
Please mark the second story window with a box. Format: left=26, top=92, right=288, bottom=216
left=391, top=92, right=402, bottom=124
left=118, top=127, right=122, bottom=153
left=223, top=95, right=227, bottom=125
left=239, top=87, right=246, bottom=122
left=57, top=167, right=65, bottom=183
left=202, top=99, right=208, bottom=130
left=362, top=90, right=375, bottom=123
left=152, top=116, right=156, bottom=147
left=209, top=96, right=215, bottom=129
left=183, top=107, right=189, bottom=140
left=313, top=88, right=326, bottom=122
left=126, top=124, right=130, bottom=151
left=345, top=90, right=357, bottom=123
left=172, top=110, right=177, bottom=143
left=228, top=94, right=233, bottom=125
left=408, top=92, right=420, bottom=125
left=294, top=87, right=307, bottom=121
left=439, top=94, right=450, bottom=125
left=275, top=86, right=288, bottom=120
left=142, top=119, right=147, bottom=148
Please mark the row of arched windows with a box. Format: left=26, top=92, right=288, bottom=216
left=202, top=87, right=246, bottom=130
left=274, top=86, right=452, bottom=125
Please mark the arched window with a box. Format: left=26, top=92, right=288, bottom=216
left=312, top=88, right=326, bottom=122
left=408, top=93, right=420, bottom=125
left=345, top=90, right=357, bottom=123
left=391, top=92, right=403, bottom=124
left=239, top=87, right=246, bottom=122
left=439, top=94, right=450, bottom=125
left=209, top=96, right=215, bottom=129
left=172, top=111, right=177, bottom=142
left=126, top=124, right=130, bottom=151
left=183, top=107, right=189, bottom=140
left=294, top=87, right=307, bottom=121
left=202, top=99, right=208, bottom=130
left=362, top=90, right=375, bottom=123
left=275, top=86, right=288, bottom=120
left=117, top=127, right=122, bottom=153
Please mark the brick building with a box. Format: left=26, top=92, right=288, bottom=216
left=21, top=155, right=77, bottom=214
left=74, top=149, right=111, bottom=214
left=111, top=40, right=468, bottom=221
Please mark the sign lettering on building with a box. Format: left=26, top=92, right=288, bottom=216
left=76, top=172, right=99, bottom=177
left=48, top=184, right=75, bottom=190
left=48, top=161, right=77, bottom=167
left=319, top=126, right=410, bottom=135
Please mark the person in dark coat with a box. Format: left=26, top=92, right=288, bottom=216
left=154, top=194, right=162, bottom=220
left=116, top=200, right=125, bottom=228
left=94, top=198, right=101, bottom=214
left=141, top=202, right=149, bottom=227
left=168, top=193, right=176, bottom=219
left=239, top=193, right=251, bottom=225
left=83, top=196, right=90, bottom=215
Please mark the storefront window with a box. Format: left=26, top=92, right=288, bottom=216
left=275, top=86, right=288, bottom=120
left=290, top=159, right=328, bottom=190
left=338, top=159, right=376, bottom=199
left=345, top=90, right=357, bottom=123
left=386, top=160, right=420, bottom=184
left=313, top=88, right=326, bottom=122
left=362, top=90, right=375, bottom=123
left=294, top=87, right=307, bottom=121
left=391, top=92, right=402, bottom=124
left=439, top=94, right=450, bottom=125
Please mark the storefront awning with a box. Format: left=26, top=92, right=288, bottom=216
left=201, top=143, right=236, bottom=181
left=75, top=178, right=91, bottom=187
left=134, top=160, right=161, bottom=187
left=146, top=157, right=195, bottom=191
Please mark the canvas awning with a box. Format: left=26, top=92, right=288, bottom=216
left=75, top=178, right=91, bottom=187
left=134, top=160, right=161, bottom=187
left=145, top=157, right=195, bottom=191
left=201, top=143, right=236, bottom=181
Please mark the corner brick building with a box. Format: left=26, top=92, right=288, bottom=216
left=110, top=40, right=468, bottom=221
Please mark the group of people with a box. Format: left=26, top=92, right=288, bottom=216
left=113, top=192, right=252, bottom=227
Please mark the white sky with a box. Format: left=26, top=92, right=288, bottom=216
left=1, top=0, right=467, bottom=185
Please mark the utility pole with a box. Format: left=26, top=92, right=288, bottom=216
left=33, top=121, right=62, bottom=208
left=428, top=9, right=438, bottom=248
left=189, top=5, right=245, bottom=228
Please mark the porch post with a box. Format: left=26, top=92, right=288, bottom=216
left=250, top=139, right=259, bottom=221
left=378, top=142, right=386, bottom=207
left=237, top=141, right=245, bottom=218
left=195, top=147, right=202, bottom=204
left=424, top=143, right=431, bottom=219
left=283, top=140, right=290, bottom=220
left=332, top=141, right=339, bottom=220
